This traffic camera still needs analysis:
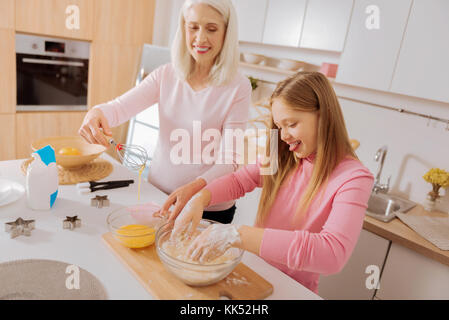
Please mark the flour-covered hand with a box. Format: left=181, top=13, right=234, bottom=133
left=170, top=194, right=204, bottom=241
left=161, top=178, right=206, bottom=222
left=186, top=224, right=241, bottom=263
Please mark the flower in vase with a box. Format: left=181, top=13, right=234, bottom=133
left=423, top=168, right=449, bottom=201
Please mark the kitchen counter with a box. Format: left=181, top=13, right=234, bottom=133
left=0, top=155, right=321, bottom=300
left=363, top=205, right=449, bottom=267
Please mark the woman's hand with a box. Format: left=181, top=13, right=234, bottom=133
left=160, top=178, right=207, bottom=221
left=78, top=108, right=112, bottom=147
left=186, top=224, right=241, bottom=263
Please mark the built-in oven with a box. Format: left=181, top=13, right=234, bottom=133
left=16, top=33, right=90, bottom=111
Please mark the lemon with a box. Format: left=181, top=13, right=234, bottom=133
left=116, top=224, right=155, bottom=248
left=58, top=147, right=81, bottom=156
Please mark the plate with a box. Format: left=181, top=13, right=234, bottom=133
left=0, top=178, right=25, bottom=207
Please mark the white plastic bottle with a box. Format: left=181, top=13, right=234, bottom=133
left=26, top=145, right=59, bottom=210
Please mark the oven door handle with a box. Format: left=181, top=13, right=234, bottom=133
left=22, top=58, right=84, bottom=67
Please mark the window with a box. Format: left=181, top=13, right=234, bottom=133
left=126, top=104, right=159, bottom=178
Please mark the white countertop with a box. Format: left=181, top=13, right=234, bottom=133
left=0, top=154, right=321, bottom=300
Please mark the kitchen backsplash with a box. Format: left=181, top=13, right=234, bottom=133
left=338, top=92, right=449, bottom=213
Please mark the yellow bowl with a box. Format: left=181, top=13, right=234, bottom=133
left=31, top=136, right=107, bottom=169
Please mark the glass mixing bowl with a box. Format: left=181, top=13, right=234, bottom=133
left=107, top=206, right=163, bottom=249
left=155, top=219, right=244, bottom=286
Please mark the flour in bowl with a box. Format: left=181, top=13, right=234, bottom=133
left=161, top=231, right=235, bottom=265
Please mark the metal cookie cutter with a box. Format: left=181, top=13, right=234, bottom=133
left=63, top=216, right=81, bottom=230
left=91, top=195, right=109, bottom=208
left=5, top=217, right=35, bottom=239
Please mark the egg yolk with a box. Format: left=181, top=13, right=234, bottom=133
left=58, top=147, right=81, bottom=156
left=116, top=224, right=155, bottom=248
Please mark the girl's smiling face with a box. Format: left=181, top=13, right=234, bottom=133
left=271, top=98, right=319, bottom=159
left=184, top=3, right=226, bottom=67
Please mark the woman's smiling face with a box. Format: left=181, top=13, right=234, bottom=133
left=184, top=3, right=226, bottom=66
left=271, top=98, right=319, bottom=159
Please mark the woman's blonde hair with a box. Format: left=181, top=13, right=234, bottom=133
left=256, top=72, right=358, bottom=226
left=171, top=0, right=240, bottom=86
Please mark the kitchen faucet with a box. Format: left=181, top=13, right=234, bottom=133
left=373, top=145, right=391, bottom=194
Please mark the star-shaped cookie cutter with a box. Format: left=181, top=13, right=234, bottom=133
left=5, top=217, right=35, bottom=239
left=91, top=195, right=109, bottom=208
left=63, top=216, right=81, bottom=230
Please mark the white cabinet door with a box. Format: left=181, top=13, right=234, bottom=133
left=299, top=0, right=354, bottom=52
left=318, top=229, right=390, bottom=300
left=232, top=0, right=268, bottom=43
left=262, top=0, right=307, bottom=47
left=336, top=0, right=412, bottom=91
left=390, top=0, right=449, bottom=103
left=376, top=243, right=449, bottom=300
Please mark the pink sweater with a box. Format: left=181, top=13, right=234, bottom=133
left=205, top=153, right=374, bottom=294
left=95, top=63, right=252, bottom=211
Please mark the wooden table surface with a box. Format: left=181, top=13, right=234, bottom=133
left=363, top=205, right=449, bottom=267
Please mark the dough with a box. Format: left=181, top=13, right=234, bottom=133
left=161, top=230, right=235, bottom=265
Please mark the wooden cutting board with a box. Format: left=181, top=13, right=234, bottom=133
left=102, top=232, right=273, bottom=300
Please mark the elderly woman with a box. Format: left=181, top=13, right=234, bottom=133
left=79, top=0, right=251, bottom=223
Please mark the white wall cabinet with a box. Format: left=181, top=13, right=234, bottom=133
left=232, top=0, right=268, bottom=43
left=336, top=0, right=412, bottom=91
left=262, top=0, right=307, bottom=47
left=299, top=0, right=354, bottom=52
left=318, top=229, right=390, bottom=300
left=376, top=243, right=449, bottom=300
left=390, top=0, right=449, bottom=103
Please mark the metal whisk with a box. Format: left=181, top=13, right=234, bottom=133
left=107, top=137, right=148, bottom=171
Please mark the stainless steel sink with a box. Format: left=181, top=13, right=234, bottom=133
left=366, top=193, right=416, bottom=222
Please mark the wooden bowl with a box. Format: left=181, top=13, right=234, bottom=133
left=31, top=136, right=107, bottom=169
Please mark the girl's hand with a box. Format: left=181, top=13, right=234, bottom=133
left=78, top=108, right=112, bottom=147
left=186, top=224, right=241, bottom=263
left=169, top=192, right=206, bottom=240
left=160, top=178, right=207, bottom=221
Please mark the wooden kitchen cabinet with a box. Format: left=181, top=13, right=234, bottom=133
left=262, top=0, right=307, bottom=47
left=318, top=229, right=390, bottom=300
left=0, top=115, right=16, bottom=160
left=88, top=43, right=142, bottom=160
left=390, top=0, right=449, bottom=103
left=0, top=28, right=16, bottom=114
left=376, top=242, right=449, bottom=299
left=336, top=0, right=412, bottom=91
left=0, top=0, right=15, bottom=29
left=88, top=43, right=142, bottom=108
left=299, top=0, right=354, bottom=52
left=15, top=112, right=87, bottom=159
left=15, top=0, right=94, bottom=40
left=88, top=0, right=155, bottom=161
left=93, top=0, right=155, bottom=45
left=232, top=0, right=268, bottom=43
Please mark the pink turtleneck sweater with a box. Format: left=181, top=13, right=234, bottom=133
left=205, top=154, right=374, bottom=294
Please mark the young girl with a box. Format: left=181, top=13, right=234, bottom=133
left=168, top=71, right=374, bottom=294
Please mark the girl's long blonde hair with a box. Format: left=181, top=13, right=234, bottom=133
left=256, top=72, right=357, bottom=226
